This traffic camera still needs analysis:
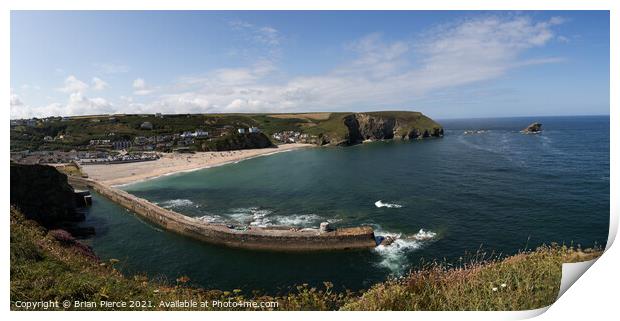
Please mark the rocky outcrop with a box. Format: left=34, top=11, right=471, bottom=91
left=201, top=132, right=275, bottom=151
left=522, top=122, right=542, bottom=134
left=10, top=163, right=84, bottom=228
left=340, top=112, right=443, bottom=145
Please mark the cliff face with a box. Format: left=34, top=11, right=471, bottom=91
left=328, top=112, right=443, bottom=146
left=10, top=163, right=83, bottom=227
left=201, top=132, right=275, bottom=151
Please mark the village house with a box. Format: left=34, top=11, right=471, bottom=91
left=113, top=140, right=132, bottom=150
left=89, top=139, right=111, bottom=146
left=140, top=121, right=153, bottom=130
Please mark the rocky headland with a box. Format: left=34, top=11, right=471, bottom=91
left=319, top=111, right=444, bottom=146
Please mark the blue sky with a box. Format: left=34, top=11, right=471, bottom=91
left=10, top=11, right=609, bottom=119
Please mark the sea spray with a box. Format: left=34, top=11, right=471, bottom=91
left=374, top=228, right=438, bottom=275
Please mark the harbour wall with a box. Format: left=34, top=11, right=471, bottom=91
left=68, top=176, right=377, bottom=251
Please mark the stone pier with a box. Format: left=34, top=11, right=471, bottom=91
left=68, top=176, right=377, bottom=251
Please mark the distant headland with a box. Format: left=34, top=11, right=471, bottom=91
left=10, top=111, right=443, bottom=153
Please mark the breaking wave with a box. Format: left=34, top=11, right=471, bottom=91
left=375, top=200, right=403, bottom=208
left=273, top=214, right=322, bottom=227
left=159, top=199, right=197, bottom=209
left=374, top=228, right=437, bottom=275
left=226, top=208, right=327, bottom=228
left=196, top=214, right=225, bottom=224
left=228, top=207, right=273, bottom=227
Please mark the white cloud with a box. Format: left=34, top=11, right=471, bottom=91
left=133, top=78, right=146, bottom=89
left=256, top=26, right=280, bottom=46
left=92, top=77, right=109, bottom=90
left=16, top=15, right=567, bottom=118
left=229, top=20, right=281, bottom=46
left=148, top=15, right=565, bottom=114
left=132, top=78, right=153, bottom=95
left=10, top=92, right=30, bottom=119
left=11, top=88, right=115, bottom=118
left=64, top=93, right=114, bottom=115
left=58, top=75, right=89, bottom=93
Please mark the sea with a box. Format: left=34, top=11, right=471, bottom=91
left=79, top=115, right=610, bottom=294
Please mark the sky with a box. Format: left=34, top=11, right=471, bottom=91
left=10, top=11, right=610, bottom=119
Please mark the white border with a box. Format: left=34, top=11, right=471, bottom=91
left=2, top=1, right=617, bottom=321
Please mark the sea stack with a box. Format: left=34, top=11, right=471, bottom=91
left=522, top=122, right=542, bottom=134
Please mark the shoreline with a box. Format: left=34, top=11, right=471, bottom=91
left=81, top=143, right=314, bottom=187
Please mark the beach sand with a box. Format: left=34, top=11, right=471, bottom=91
left=81, top=143, right=314, bottom=186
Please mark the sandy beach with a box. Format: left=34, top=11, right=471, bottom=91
left=81, top=143, right=314, bottom=186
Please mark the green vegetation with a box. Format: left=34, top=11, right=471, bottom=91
left=10, top=111, right=442, bottom=151
left=200, top=132, right=275, bottom=151
left=343, top=245, right=600, bottom=311
left=10, top=207, right=351, bottom=311
left=53, top=163, right=85, bottom=177
left=10, top=207, right=601, bottom=311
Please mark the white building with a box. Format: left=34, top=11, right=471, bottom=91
left=194, top=130, right=209, bottom=138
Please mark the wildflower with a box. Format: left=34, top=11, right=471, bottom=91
left=492, top=287, right=498, bottom=292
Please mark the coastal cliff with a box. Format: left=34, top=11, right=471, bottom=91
left=10, top=163, right=84, bottom=227
left=314, top=111, right=443, bottom=146
left=343, top=112, right=443, bottom=145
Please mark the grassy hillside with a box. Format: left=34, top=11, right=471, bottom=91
left=10, top=207, right=601, bottom=311
left=10, top=111, right=442, bottom=151
left=343, top=245, right=600, bottom=311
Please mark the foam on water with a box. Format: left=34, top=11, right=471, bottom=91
left=196, top=214, right=226, bottom=224
left=374, top=228, right=437, bottom=275
left=159, top=199, right=197, bottom=209
left=227, top=207, right=273, bottom=227
left=225, top=208, right=330, bottom=228
left=375, top=200, right=403, bottom=208
left=273, top=214, right=322, bottom=227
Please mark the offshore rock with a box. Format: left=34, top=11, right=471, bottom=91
left=522, top=122, right=543, bottom=134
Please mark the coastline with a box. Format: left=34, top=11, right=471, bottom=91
left=81, top=143, right=314, bottom=187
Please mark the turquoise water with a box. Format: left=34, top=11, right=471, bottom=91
left=81, top=116, right=609, bottom=293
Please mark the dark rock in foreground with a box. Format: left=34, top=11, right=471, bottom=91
left=10, top=163, right=84, bottom=227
